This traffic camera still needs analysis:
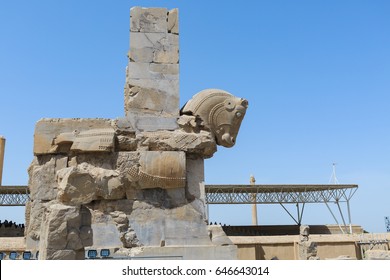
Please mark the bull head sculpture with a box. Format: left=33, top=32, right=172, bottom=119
left=181, top=89, right=248, bottom=148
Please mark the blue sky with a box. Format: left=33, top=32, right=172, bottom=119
left=0, top=1, right=389, bottom=233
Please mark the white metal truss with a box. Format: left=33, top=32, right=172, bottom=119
left=206, top=184, right=358, bottom=234
left=0, top=186, right=29, bottom=206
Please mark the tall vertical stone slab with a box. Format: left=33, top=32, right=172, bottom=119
left=124, top=7, right=179, bottom=129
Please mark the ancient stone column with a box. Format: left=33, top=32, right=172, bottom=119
left=0, top=136, right=5, bottom=186
left=123, top=7, right=179, bottom=132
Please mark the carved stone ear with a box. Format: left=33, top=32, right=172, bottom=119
left=224, top=99, right=236, bottom=111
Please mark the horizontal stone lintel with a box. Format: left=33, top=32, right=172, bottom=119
left=34, top=118, right=114, bottom=155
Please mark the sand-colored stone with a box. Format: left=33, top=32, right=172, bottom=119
left=229, top=233, right=390, bottom=260
left=38, top=204, right=92, bottom=260
left=127, top=151, right=186, bottom=189
left=365, top=249, right=390, bottom=260
left=181, top=89, right=248, bottom=148
left=26, top=6, right=247, bottom=260
left=130, top=7, right=168, bottom=33
left=129, top=33, right=179, bottom=64
left=33, top=118, right=114, bottom=155
left=125, top=7, right=179, bottom=121
left=0, top=237, right=25, bottom=252
left=124, top=76, right=179, bottom=117
left=168, top=9, right=179, bottom=34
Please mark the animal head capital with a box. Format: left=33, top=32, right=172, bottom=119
left=181, top=89, right=248, bottom=148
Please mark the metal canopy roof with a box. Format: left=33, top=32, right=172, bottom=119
left=205, top=184, right=358, bottom=204
left=205, top=184, right=359, bottom=234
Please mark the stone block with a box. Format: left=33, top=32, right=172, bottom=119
left=34, top=118, right=114, bottom=155
left=126, top=114, right=178, bottom=132
left=365, top=250, right=390, bottom=260
left=39, top=204, right=79, bottom=251
left=168, top=9, right=179, bottom=34
left=124, top=78, right=179, bottom=116
left=186, top=158, right=206, bottom=217
left=114, top=117, right=136, bottom=133
left=54, top=128, right=116, bottom=153
left=90, top=223, right=123, bottom=248
left=128, top=202, right=212, bottom=247
left=57, top=163, right=126, bottom=205
left=129, top=32, right=179, bottom=63
left=127, top=151, right=186, bottom=189
left=28, top=156, right=60, bottom=201
left=38, top=204, right=91, bottom=260
left=208, top=225, right=234, bottom=246
left=26, top=200, right=55, bottom=243
left=44, top=249, right=78, bottom=260
left=130, top=7, right=168, bottom=33
left=127, top=62, right=179, bottom=80
left=57, top=167, right=98, bottom=205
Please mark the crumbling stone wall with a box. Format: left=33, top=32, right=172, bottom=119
left=26, top=7, right=247, bottom=260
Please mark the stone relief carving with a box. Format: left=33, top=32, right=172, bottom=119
left=26, top=7, right=247, bottom=260
left=51, top=128, right=116, bottom=153
left=181, top=89, right=248, bottom=148
left=126, top=151, right=186, bottom=189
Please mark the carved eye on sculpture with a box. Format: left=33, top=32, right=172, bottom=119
left=224, top=99, right=236, bottom=111
left=236, top=112, right=242, bottom=118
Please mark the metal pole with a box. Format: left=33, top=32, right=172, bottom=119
left=296, top=203, right=301, bottom=225
left=297, top=203, right=305, bottom=225
left=280, top=203, right=299, bottom=225
left=324, top=200, right=345, bottom=234
left=0, top=136, right=5, bottom=186
left=336, top=200, right=348, bottom=233
left=250, top=175, right=258, bottom=225
left=347, top=200, right=353, bottom=234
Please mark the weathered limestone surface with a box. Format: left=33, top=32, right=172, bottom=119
left=127, top=151, right=186, bottom=189
left=365, top=249, right=390, bottom=260
left=34, top=118, right=114, bottom=155
left=38, top=204, right=92, bottom=260
left=26, top=7, right=247, bottom=260
left=298, top=225, right=320, bottom=260
left=125, top=7, right=179, bottom=119
left=182, top=89, right=248, bottom=148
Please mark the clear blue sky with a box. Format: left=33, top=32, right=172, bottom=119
left=0, top=1, right=389, bottom=233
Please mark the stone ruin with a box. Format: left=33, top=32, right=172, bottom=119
left=25, top=7, right=248, bottom=260
left=298, top=225, right=319, bottom=260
